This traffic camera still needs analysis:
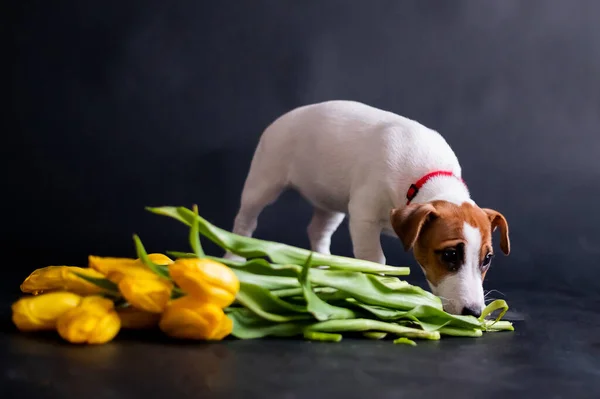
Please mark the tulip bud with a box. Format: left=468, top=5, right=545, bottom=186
left=56, top=296, right=121, bottom=344
left=20, top=266, right=106, bottom=296
left=89, top=254, right=173, bottom=283
left=169, top=258, right=239, bottom=308
left=12, top=292, right=83, bottom=331
left=117, top=276, right=173, bottom=313
left=159, top=295, right=233, bottom=340
left=88, top=256, right=138, bottom=275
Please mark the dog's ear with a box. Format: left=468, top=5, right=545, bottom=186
left=390, top=203, right=439, bottom=252
left=482, top=208, right=510, bottom=255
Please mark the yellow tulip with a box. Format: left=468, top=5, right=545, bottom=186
left=12, top=292, right=83, bottom=332
left=117, top=276, right=173, bottom=313
left=117, top=307, right=161, bottom=329
left=159, top=295, right=233, bottom=340
left=20, top=266, right=106, bottom=296
left=169, top=258, right=239, bottom=308
left=89, top=254, right=173, bottom=283
left=56, top=296, right=121, bottom=344
left=88, top=256, right=138, bottom=276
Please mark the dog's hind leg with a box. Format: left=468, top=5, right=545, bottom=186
left=307, top=208, right=345, bottom=255
left=224, top=137, right=288, bottom=260
left=230, top=180, right=284, bottom=240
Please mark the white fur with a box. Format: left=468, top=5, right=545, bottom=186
left=228, top=100, right=473, bottom=276
left=435, top=223, right=485, bottom=315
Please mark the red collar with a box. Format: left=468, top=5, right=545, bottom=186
left=406, top=171, right=465, bottom=205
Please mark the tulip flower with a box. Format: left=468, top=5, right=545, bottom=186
left=88, top=254, right=173, bottom=283
left=169, top=258, right=239, bottom=308
left=159, top=295, right=233, bottom=340
left=20, top=266, right=107, bottom=296
left=117, top=307, right=161, bottom=329
left=117, top=276, right=173, bottom=313
left=56, top=296, right=121, bottom=344
left=12, top=292, right=83, bottom=332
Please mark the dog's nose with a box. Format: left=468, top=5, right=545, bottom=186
left=461, top=306, right=482, bottom=318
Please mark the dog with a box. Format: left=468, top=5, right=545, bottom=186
left=227, top=100, right=510, bottom=316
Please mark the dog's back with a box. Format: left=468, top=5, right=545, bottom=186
left=228, top=100, right=462, bottom=251
left=250, top=101, right=459, bottom=211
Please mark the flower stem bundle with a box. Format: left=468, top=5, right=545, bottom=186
left=12, top=205, right=513, bottom=345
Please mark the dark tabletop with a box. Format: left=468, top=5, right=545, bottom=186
left=2, top=288, right=599, bottom=399
left=7, top=1, right=600, bottom=398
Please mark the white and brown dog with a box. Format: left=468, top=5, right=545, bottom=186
left=228, top=100, right=510, bottom=316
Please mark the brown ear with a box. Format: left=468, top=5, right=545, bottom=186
left=390, top=203, right=439, bottom=252
left=482, top=208, right=510, bottom=255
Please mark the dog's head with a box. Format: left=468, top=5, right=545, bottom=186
left=390, top=200, right=510, bottom=316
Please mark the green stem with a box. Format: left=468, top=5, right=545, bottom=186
left=72, top=272, right=120, bottom=294
left=393, top=337, right=417, bottom=346
left=303, top=331, right=343, bottom=342
left=363, top=332, right=388, bottom=340
left=189, top=204, right=205, bottom=258
left=479, top=299, right=509, bottom=328
left=305, top=319, right=440, bottom=340
left=483, top=320, right=514, bottom=332
left=438, top=327, right=483, bottom=337
left=133, top=235, right=171, bottom=280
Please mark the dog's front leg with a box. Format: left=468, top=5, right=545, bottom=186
left=348, top=218, right=386, bottom=264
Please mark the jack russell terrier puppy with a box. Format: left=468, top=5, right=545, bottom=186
left=228, top=100, right=510, bottom=317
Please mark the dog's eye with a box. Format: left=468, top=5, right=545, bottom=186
left=481, top=253, right=494, bottom=269
left=441, top=249, right=457, bottom=262
left=438, top=244, right=463, bottom=271
left=441, top=248, right=459, bottom=270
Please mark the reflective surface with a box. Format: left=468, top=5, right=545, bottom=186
left=6, top=1, right=600, bottom=397
left=2, top=290, right=599, bottom=398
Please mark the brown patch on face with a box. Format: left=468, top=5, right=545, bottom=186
left=391, top=201, right=509, bottom=287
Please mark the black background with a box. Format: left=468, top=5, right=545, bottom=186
left=5, top=1, right=600, bottom=397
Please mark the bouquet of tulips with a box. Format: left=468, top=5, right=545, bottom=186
left=12, top=205, right=239, bottom=344
left=12, top=205, right=514, bottom=346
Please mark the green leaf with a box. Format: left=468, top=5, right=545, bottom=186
left=218, top=257, right=304, bottom=290
left=270, top=287, right=305, bottom=297
left=72, top=272, right=119, bottom=293
left=393, top=337, right=417, bottom=346
left=133, top=234, right=171, bottom=280
left=189, top=204, right=205, bottom=257
left=221, top=257, right=300, bottom=278
left=146, top=206, right=410, bottom=276
left=228, top=311, right=439, bottom=341
left=346, top=300, right=482, bottom=331
left=306, top=269, right=443, bottom=311
left=228, top=308, right=311, bottom=339
left=146, top=206, right=516, bottom=341
left=270, top=287, right=338, bottom=298
left=303, top=331, right=342, bottom=342
left=299, top=253, right=356, bottom=321
left=232, top=269, right=301, bottom=291
left=219, top=256, right=442, bottom=311
left=305, top=319, right=440, bottom=340
left=235, top=282, right=313, bottom=322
